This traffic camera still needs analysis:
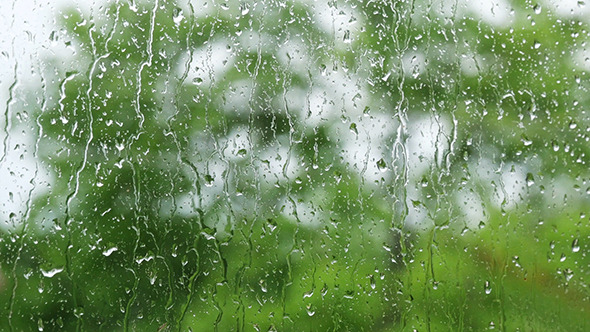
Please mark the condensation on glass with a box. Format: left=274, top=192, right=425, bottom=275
left=0, top=0, right=589, bottom=330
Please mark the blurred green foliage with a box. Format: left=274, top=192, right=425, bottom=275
left=1, top=0, right=590, bottom=330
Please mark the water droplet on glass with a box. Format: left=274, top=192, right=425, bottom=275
left=103, top=247, right=118, bottom=256
left=205, top=174, right=214, bottom=187
left=521, top=135, right=533, bottom=146
left=343, top=30, right=351, bottom=44
left=526, top=173, right=535, bottom=187
left=320, top=64, right=327, bottom=76
left=259, top=279, right=267, bottom=293
left=572, top=239, right=580, bottom=253
left=41, top=267, right=64, bottom=278
left=173, top=7, right=184, bottom=25
left=569, top=121, right=577, bottom=129
left=376, top=158, right=387, bottom=172
left=420, top=177, right=428, bottom=187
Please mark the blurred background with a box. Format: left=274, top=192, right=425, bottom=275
left=1, top=0, right=590, bottom=330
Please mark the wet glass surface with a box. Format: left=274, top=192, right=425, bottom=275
left=1, top=0, right=590, bottom=330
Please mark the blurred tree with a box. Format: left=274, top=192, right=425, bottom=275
left=1, top=0, right=590, bottom=331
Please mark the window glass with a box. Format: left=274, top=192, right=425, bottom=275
left=1, top=0, right=589, bottom=330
